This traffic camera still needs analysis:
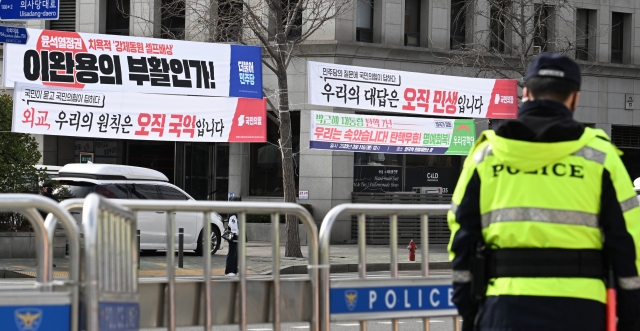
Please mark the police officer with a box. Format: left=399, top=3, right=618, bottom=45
left=448, top=53, right=640, bottom=331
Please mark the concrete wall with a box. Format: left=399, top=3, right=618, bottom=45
left=246, top=223, right=308, bottom=245
left=0, top=232, right=66, bottom=258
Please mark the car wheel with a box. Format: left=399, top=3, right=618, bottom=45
left=196, top=226, right=221, bottom=256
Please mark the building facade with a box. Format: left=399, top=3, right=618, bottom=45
left=6, top=0, right=640, bottom=242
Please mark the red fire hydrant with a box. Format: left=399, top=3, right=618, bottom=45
left=407, top=239, right=417, bottom=261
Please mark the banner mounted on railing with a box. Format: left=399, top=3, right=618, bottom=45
left=310, top=110, right=476, bottom=155
left=4, top=29, right=263, bottom=99
left=308, top=61, right=518, bottom=119
left=12, top=83, right=267, bottom=143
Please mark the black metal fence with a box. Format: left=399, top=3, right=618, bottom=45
left=351, top=193, right=453, bottom=244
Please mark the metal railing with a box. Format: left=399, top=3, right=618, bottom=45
left=112, top=198, right=320, bottom=331
left=82, top=194, right=138, bottom=331
left=0, top=194, right=79, bottom=331
left=319, top=203, right=459, bottom=331
left=43, top=199, right=82, bottom=331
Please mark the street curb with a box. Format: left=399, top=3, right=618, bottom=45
left=263, top=261, right=451, bottom=275
left=0, top=268, right=34, bottom=279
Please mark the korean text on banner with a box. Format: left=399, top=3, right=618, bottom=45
left=308, top=61, right=517, bottom=119
left=310, top=110, right=476, bottom=155
left=4, top=29, right=262, bottom=98
left=13, top=83, right=267, bottom=143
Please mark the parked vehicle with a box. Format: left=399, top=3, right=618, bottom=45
left=52, top=163, right=225, bottom=255
left=36, top=165, right=62, bottom=179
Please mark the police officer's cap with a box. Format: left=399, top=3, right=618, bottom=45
left=524, top=53, right=581, bottom=89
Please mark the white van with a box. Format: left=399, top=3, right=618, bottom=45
left=53, top=163, right=225, bottom=255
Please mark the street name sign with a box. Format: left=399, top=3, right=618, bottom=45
left=0, top=0, right=59, bottom=20
left=0, top=25, right=27, bottom=44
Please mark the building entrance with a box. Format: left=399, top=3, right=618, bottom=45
left=125, top=141, right=229, bottom=201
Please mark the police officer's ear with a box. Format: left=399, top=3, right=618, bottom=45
left=522, top=87, right=533, bottom=102
left=568, top=91, right=580, bottom=112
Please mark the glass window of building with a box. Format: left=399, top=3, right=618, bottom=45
left=489, top=1, right=508, bottom=53
left=217, top=0, right=244, bottom=42
left=450, top=0, right=467, bottom=50
left=533, top=5, right=553, bottom=53
left=249, top=112, right=300, bottom=197
left=611, top=12, right=629, bottom=64
left=161, top=0, right=186, bottom=40
left=404, top=0, right=420, bottom=46
left=283, top=0, right=303, bottom=40
left=354, top=153, right=462, bottom=194
left=106, top=0, right=130, bottom=35
left=576, top=9, right=596, bottom=61
left=357, top=0, right=374, bottom=42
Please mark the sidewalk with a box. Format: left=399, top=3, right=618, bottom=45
left=0, top=242, right=451, bottom=278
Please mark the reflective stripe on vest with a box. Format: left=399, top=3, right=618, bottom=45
left=619, top=276, right=640, bottom=290
left=451, top=203, right=459, bottom=215
left=572, top=146, right=606, bottom=164
left=620, top=196, right=640, bottom=213
left=452, top=270, right=471, bottom=283
left=481, top=207, right=599, bottom=229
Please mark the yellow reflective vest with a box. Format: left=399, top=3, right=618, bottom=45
left=448, top=127, right=640, bottom=304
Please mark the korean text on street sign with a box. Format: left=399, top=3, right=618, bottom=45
left=308, top=61, right=518, bottom=119
left=0, top=0, right=59, bottom=20
left=310, top=110, right=476, bottom=155
left=4, top=29, right=263, bottom=99
left=99, top=302, right=139, bottom=331
left=330, top=280, right=457, bottom=320
left=12, top=83, right=267, bottom=143
left=0, top=25, right=28, bottom=44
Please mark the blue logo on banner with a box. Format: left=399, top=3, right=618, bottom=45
left=229, top=45, right=263, bottom=99
left=0, top=304, right=69, bottom=331
left=99, top=302, right=139, bottom=331
left=331, top=285, right=455, bottom=314
left=345, top=290, right=358, bottom=311
left=15, top=308, right=43, bottom=331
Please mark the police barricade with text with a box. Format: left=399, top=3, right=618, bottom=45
left=0, top=194, right=80, bottom=331
left=109, top=196, right=319, bottom=331
left=319, top=204, right=460, bottom=331
left=80, top=194, right=139, bottom=331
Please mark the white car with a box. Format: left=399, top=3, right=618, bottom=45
left=52, top=163, right=225, bottom=255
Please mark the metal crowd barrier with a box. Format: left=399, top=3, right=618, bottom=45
left=80, top=194, right=139, bottom=331
left=319, top=203, right=459, bottom=331
left=110, top=196, right=320, bottom=331
left=0, top=194, right=80, bottom=331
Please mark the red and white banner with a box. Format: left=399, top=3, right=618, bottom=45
left=4, top=29, right=263, bottom=99
left=308, top=61, right=518, bottom=119
left=12, top=83, right=266, bottom=142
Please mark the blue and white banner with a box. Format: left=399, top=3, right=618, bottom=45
left=330, top=279, right=457, bottom=320
left=4, top=29, right=262, bottom=99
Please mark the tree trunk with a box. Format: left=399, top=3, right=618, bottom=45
left=276, top=72, right=303, bottom=258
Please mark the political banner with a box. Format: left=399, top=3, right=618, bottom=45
left=4, top=29, right=262, bottom=98
left=310, top=110, right=476, bottom=155
left=13, top=83, right=267, bottom=143
left=308, top=61, right=517, bottom=119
